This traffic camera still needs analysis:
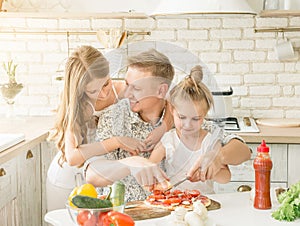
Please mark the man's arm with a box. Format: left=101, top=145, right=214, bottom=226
left=85, top=156, right=169, bottom=188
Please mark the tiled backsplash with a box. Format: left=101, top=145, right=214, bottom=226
left=0, top=13, right=299, bottom=118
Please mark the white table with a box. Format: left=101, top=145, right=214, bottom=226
left=45, top=192, right=300, bottom=226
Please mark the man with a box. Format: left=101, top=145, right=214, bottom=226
left=85, top=49, right=251, bottom=201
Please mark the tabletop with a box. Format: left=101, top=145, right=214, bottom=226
left=44, top=191, right=300, bottom=226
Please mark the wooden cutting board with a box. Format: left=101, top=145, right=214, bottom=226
left=124, top=199, right=221, bottom=221
left=256, top=118, right=300, bottom=128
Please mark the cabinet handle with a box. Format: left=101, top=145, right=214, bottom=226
left=26, top=150, right=33, bottom=159
left=0, top=168, right=6, bottom=177
left=237, top=185, right=252, bottom=192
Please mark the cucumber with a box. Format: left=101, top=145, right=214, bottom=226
left=110, top=181, right=125, bottom=207
left=72, top=195, right=113, bottom=209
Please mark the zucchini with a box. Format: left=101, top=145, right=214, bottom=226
left=72, top=195, right=113, bottom=209
left=110, top=181, right=125, bottom=206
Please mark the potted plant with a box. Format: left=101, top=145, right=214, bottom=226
left=0, top=60, right=23, bottom=105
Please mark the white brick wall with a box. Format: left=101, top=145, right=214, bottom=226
left=0, top=13, right=299, bottom=119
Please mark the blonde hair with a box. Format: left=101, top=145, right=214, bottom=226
left=48, top=45, right=109, bottom=165
left=169, top=65, right=214, bottom=112
left=127, top=49, right=174, bottom=85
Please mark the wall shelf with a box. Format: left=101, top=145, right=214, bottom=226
left=259, top=10, right=300, bottom=17
left=0, top=11, right=148, bottom=19
left=254, top=27, right=300, bottom=33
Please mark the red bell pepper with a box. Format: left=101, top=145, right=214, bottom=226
left=99, top=211, right=135, bottom=226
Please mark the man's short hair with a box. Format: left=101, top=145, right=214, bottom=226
left=127, top=49, right=174, bottom=85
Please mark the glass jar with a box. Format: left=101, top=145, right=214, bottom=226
left=263, top=0, right=279, bottom=10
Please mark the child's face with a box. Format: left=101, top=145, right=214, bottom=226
left=124, top=66, right=164, bottom=113
left=172, top=98, right=207, bottom=135
left=85, top=75, right=110, bottom=105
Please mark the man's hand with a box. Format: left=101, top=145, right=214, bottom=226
left=120, top=156, right=169, bottom=190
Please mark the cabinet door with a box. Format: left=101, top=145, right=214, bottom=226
left=229, top=143, right=287, bottom=182
left=215, top=143, right=288, bottom=193
left=0, top=158, right=18, bottom=226
left=288, top=144, right=300, bottom=186
left=40, top=140, right=57, bottom=226
left=17, top=145, right=42, bottom=226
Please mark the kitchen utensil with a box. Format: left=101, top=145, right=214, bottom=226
left=274, top=37, right=295, bottom=61
left=109, top=28, right=121, bottom=48
left=243, top=117, right=251, bottom=127
left=207, top=87, right=233, bottom=120
left=118, top=30, right=127, bottom=48
left=96, top=29, right=109, bottom=48
left=164, top=177, right=190, bottom=192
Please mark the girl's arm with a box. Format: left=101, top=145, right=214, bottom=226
left=65, top=130, right=146, bottom=166
left=213, top=165, right=231, bottom=184
left=148, top=141, right=166, bottom=164
left=144, top=102, right=174, bottom=151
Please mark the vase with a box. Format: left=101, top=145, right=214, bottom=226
left=0, top=83, right=23, bottom=118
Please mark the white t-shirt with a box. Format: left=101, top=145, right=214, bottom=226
left=161, top=129, right=215, bottom=194
left=47, top=151, right=85, bottom=189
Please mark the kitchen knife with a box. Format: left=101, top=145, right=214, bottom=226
left=164, top=176, right=190, bottom=192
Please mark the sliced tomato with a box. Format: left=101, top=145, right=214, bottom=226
left=153, top=194, right=165, bottom=200
left=172, top=189, right=183, bottom=195
left=168, top=197, right=181, bottom=204
left=162, top=199, right=171, bottom=205
left=153, top=190, right=163, bottom=195
left=188, top=190, right=201, bottom=197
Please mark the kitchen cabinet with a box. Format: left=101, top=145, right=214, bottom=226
left=0, top=141, right=56, bottom=226
left=0, top=157, right=18, bottom=226
left=214, top=143, right=298, bottom=193
left=16, top=146, right=41, bottom=226
left=41, top=141, right=57, bottom=225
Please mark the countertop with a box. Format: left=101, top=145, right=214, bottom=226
left=0, top=116, right=300, bottom=165
left=237, top=125, right=300, bottom=144
left=45, top=191, right=300, bottom=226
left=0, top=116, right=54, bottom=165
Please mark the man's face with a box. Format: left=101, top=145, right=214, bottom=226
left=124, top=66, right=163, bottom=113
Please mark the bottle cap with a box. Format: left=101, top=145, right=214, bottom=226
left=257, top=140, right=269, bottom=153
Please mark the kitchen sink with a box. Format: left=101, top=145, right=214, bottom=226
left=0, top=133, right=25, bottom=153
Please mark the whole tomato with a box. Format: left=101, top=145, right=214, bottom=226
left=77, top=210, right=90, bottom=225
left=77, top=210, right=97, bottom=226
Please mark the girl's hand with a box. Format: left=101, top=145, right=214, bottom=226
left=187, top=151, right=223, bottom=182
left=116, top=136, right=146, bottom=155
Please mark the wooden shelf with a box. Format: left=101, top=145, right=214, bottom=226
left=0, top=11, right=148, bottom=19
left=259, top=10, right=300, bottom=17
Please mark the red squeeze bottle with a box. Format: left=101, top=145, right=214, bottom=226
left=253, top=140, right=273, bottom=209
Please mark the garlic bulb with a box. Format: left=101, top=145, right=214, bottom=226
left=167, top=207, right=188, bottom=226
left=184, top=211, right=204, bottom=226
left=193, top=200, right=208, bottom=221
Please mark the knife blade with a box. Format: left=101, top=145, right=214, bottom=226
left=164, top=176, right=190, bottom=192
